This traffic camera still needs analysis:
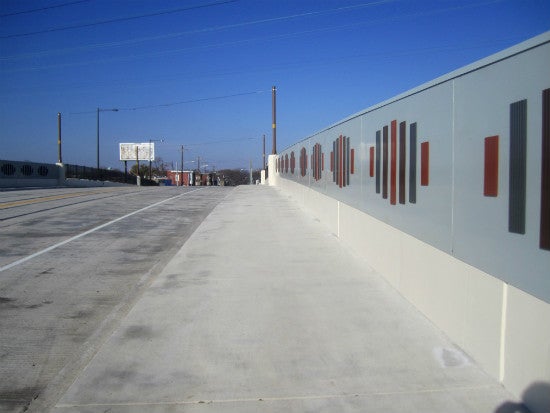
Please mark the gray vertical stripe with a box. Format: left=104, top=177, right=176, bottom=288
left=333, top=141, right=336, bottom=183
left=376, top=131, right=381, bottom=194
left=383, top=126, right=388, bottom=199
left=344, top=137, right=351, bottom=185
left=540, top=89, right=550, bottom=250
left=399, top=121, right=406, bottom=204
left=409, top=123, right=417, bottom=204
left=509, top=99, right=527, bottom=234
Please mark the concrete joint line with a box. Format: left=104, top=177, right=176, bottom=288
left=337, top=200, right=341, bottom=237
left=0, top=188, right=204, bottom=273
left=499, top=282, right=509, bottom=382
left=55, top=384, right=500, bottom=409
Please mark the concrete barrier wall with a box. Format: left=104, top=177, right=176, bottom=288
left=278, top=177, right=550, bottom=411
left=0, top=159, right=62, bottom=188
left=0, top=160, right=134, bottom=188
left=271, top=31, right=550, bottom=411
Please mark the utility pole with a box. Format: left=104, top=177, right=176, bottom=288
left=97, top=108, right=100, bottom=175
left=272, top=86, right=277, bottom=154
left=149, top=140, right=153, bottom=181
left=180, top=145, right=184, bottom=186
left=57, top=112, right=62, bottom=164
left=263, top=134, right=266, bottom=170
left=249, top=159, right=253, bottom=185
left=135, top=145, right=141, bottom=186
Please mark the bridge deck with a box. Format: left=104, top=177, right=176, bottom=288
left=48, top=185, right=517, bottom=413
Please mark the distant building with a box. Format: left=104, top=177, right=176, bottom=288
left=165, top=170, right=219, bottom=186
left=165, top=170, right=195, bottom=186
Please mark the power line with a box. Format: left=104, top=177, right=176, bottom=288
left=183, top=136, right=258, bottom=147
left=121, top=90, right=267, bottom=111
left=1, top=0, right=237, bottom=39
left=1, top=0, right=393, bottom=54
left=69, top=90, right=266, bottom=114
left=0, top=0, right=92, bottom=18
left=1, top=0, right=503, bottom=67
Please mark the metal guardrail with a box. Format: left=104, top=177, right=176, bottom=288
left=64, top=164, right=143, bottom=185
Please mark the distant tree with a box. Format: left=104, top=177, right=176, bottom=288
left=218, top=169, right=261, bottom=186
left=129, top=157, right=169, bottom=178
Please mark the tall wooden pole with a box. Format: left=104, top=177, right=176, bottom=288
left=272, top=86, right=277, bottom=154
left=57, top=112, right=62, bottom=164
left=181, top=145, right=184, bottom=186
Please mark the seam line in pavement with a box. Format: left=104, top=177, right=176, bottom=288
left=0, top=188, right=204, bottom=273
left=55, top=384, right=500, bottom=408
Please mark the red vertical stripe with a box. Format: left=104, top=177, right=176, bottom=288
left=319, top=149, right=322, bottom=176
left=322, top=153, right=324, bottom=171
left=351, top=148, right=355, bottom=174
left=421, top=141, right=429, bottom=186
left=484, top=136, right=499, bottom=197
left=369, top=147, right=374, bottom=177
left=390, top=120, right=397, bottom=205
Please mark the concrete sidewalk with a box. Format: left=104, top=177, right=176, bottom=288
left=51, top=186, right=517, bottom=412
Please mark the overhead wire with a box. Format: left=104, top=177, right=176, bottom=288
left=0, top=0, right=237, bottom=39
left=122, top=90, right=267, bottom=111
left=1, top=0, right=394, bottom=52
left=0, top=0, right=92, bottom=18
left=1, top=0, right=505, bottom=70
left=68, top=90, right=267, bottom=114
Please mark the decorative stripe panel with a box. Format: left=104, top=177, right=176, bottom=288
left=421, top=141, right=429, bottom=186
left=376, top=131, right=381, bottom=194
left=509, top=99, right=527, bottom=234
left=399, top=121, right=406, bottom=204
left=409, top=123, right=417, bottom=203
left=369, top=146, right=374, bottom=178
left=383, top=126, right=388, bottom=199
left=484, top=136, right=499, bottom=197
left=390, top=120, right=397, bottom=205
left=540, top=89, right=550, bottom=250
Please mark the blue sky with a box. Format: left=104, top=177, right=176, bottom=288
left=1, top=0, right=549, bottom=171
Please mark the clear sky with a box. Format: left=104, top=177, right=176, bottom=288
left=1, top=0, right=549, bottom=171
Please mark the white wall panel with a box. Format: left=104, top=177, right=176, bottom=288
left=276, top=32, right=550, bottom=304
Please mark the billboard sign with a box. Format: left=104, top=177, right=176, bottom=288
left=119, top=143, right=154, bottom=161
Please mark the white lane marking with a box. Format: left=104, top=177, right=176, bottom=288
left=0, top=188, right=204, bottom=273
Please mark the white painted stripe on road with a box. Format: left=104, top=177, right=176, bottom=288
left=0, top=188, right=204, bottom=273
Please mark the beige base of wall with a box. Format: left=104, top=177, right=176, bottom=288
left=278, top=177, right=550, bottom=413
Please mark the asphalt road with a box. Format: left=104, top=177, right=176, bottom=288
left=0, top=186, right=232, bottom=412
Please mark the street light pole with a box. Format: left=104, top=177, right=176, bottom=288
left=272, top=85, right=277, bottom=155
left=96, top=107, right=118, bottom=178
